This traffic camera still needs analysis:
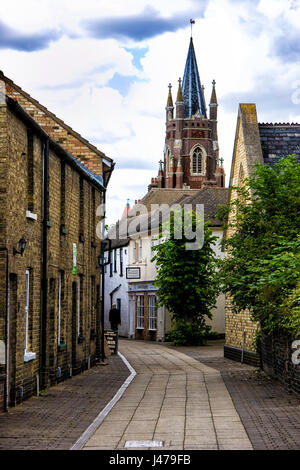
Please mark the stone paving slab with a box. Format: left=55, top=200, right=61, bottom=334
left=169, top=340, right=300, bottom=450
left=83, top=339, right=253, bottom=451
left=0, top=355, right=129, bottom=450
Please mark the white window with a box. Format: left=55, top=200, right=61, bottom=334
left=25, top=269, right=30, bottom=352
left=24, top=269, right=36, bottom=362
left=139, top=239, right=143, bottom=261
left=58, top=272, right=62, bottom=345
left=137, top=296, right=144, bottom=329
left=133, top=242, right=137, bottom=263
left=78, top=276, right=81, bottom=337
left=148, top=296, right=157, bottom=331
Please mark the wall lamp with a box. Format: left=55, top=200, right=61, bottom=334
left=98, top=239, right=112, bottom=267
left=13, top=236, right=27, bottom=256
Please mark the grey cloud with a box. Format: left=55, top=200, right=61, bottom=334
left=273, top=30, right=300, bottom=63
left=221, top=79, right=299, bottom=122
left=82, top=4, right=209, bottom=42
left=0, top=20, right=61, bottom=52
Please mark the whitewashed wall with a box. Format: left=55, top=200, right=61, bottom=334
left=104, top=245, right=130, bottom=337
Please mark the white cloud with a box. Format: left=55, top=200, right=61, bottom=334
left=0, top=0, right=299, bottom=225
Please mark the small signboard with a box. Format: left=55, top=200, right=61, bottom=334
left=126, top=267, right=141, bottom=279
left=73, top=243, right=77, bottom=275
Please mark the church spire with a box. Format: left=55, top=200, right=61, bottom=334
left=182, top=37, right=207, bottom=118
left=166, top=83, right=174, bottom=121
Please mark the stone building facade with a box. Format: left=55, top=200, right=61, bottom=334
left=0, top=76, right=114, bottom=411
left=224, top=103, right=300, bottom=366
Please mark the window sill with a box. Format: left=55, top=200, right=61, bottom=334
left=136, top=327, right=144, bottom=330
left=26, top=210, right=37, bottom=221
left=24, top=351, right=36, bottom=362
left=148, top=329, right=157, bottom=332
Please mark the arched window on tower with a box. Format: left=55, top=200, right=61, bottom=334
left=191, top=147, right=203, bottom=175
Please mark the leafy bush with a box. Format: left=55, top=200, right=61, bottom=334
left=218, top=155, right=300, bottom=336
left=166, top=318, right=211, bottom=346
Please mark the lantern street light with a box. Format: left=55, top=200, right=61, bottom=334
left=13, top=236, right=27, bottom=256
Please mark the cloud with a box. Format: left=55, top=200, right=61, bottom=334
left=273, top=30, right=300, bottom=63
left=0, top=20, right=61, bottom=52
left=115, top=158, right=155, bottom=170
left=82, top=4, right=208, bottom=42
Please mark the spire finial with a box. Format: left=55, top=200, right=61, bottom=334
left=212, top=79, right=216, bottom=87
left=190, top=19, right=195, bottom=37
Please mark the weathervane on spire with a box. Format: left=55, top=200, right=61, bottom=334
left=190, top=18, right=195, bottom=37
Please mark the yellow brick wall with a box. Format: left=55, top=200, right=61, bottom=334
left=225, top=106, right=259, bottom=352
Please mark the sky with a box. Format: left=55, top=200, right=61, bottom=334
left=0, top=0, right=300, bottom=225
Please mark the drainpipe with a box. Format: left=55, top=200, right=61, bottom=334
left=0, top=248, right=9, bottom=411
left=99, top=167, right=113, bottom=362
left=40, top=138, right=49, bottom=389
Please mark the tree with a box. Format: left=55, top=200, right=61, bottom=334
left=151, top=208, right=219, bottom=345
left=218, top=155, right=300, bottom=336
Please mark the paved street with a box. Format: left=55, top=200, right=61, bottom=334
left=83, top=340, right=252, bottom=450
left=0, top=354, right=129, bottom=450
left=0, top=338, right=300, bottom=450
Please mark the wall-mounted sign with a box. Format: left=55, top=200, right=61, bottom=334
left=73, top=243, right=77, bottom=275
left=126, top=267, right=141, bottom=279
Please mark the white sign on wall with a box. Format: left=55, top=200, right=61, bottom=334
left=126, top=267, right=141, bottom=279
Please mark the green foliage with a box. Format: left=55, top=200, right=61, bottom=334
left=152, top=207, right=220, bottom=343
left=165, top=318, right=212, bottom=346
left=218, top=155, right=300, bottom=336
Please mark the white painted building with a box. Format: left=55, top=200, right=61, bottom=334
left=104, top=239, right=131, bottom=337
left=104, top=187, right=228, bottom=342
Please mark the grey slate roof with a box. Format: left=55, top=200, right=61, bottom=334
left=259, top=123, right=300, bottom=167
left=172, top=187, right=229, bottom=227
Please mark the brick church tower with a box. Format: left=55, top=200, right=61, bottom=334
left=149, top=37, right=225, bottom=191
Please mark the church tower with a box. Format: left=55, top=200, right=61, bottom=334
left=151, top=35, right=225, bottom=190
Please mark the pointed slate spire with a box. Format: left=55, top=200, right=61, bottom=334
left=166, top=83, right=174, bottom=121
left=210, top=79, right=217, bottom=105
left=166, top=83, right=173, bottom=107
left=182, top=37, right=207, bottom=118
left=176, top=77, right=183, bottom=102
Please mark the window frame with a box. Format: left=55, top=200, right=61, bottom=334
left=148, top=295, right=157, bottom=331
left=190, top=145, right=206, bottom=176
left=24, top=269, right=36, bottom=362
left=136, top=295, right=144, bottom=329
